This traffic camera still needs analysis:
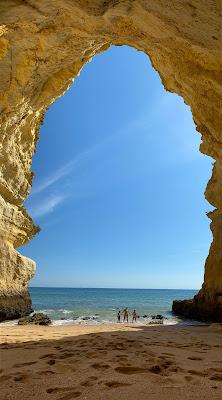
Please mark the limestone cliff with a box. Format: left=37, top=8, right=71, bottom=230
left=0, top=1, right=221, bottom=321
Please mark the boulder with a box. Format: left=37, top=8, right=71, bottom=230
left=148, top=320, right=163, bottom=325
left=18, top=313, right=51, bottom=326
left=151, top=314, right=164, bottom=320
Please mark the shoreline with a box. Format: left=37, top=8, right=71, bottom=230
left=1, top=323, right=222, bottom=399
left=0, top=316, right=205, bottom=328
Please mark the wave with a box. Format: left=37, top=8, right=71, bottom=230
left=0, top=314, right=206, bottom=327
left=48, top=312, right=180, bottom=326
left=0, top=319, right=19, bottom=326
left=0, top=306, right=206, bottom=327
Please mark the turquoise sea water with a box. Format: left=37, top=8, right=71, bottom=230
left=23, top=287, right=198, bottom=326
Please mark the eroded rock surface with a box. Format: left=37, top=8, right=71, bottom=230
left=0, top=1, right=221, bottom=321
left=18, top=312, right=51, bottom=325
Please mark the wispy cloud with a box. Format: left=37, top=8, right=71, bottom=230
left=27, top=90, right=208, bottom=220
left=28, top=194, right=67, bottom=218
left=31, top=148, right=96, bottom=195
left=30, top=112, right=149, bottom=198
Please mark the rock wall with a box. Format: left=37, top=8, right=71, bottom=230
left=0, top=0, right=221, bottom=321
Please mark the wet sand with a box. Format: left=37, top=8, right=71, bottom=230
left=1, top=323, right=222, bottom=400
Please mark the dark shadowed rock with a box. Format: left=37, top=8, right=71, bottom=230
left=151, top=314, right=164, bottom=320
left=172, top=295, right=222, bottom=323
left=18, top=313, right=51, bottom=326
left=0, top=291, right=34, bottom=322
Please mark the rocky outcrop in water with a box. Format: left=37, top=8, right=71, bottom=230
left=151, top=315, right=164, bottom=320
left=173, top=291, right=222, bottom=323
left=18, top=313, right=51, bottom=326
left=0, top=1, right=221, bottom=321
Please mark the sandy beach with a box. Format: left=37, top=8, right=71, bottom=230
left=1, top=323, right=222, bottom=400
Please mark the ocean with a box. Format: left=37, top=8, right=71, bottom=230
left=19, top=287, right=198, bottom=326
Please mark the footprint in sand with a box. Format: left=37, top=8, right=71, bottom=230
left=209, top=374, right=222, bottom=381
left=58, top=392, right=82, bottom=400
left=46, top=386, right=76, bottom=394
left=113, top=346, right=127, bottom=351
left=57, top=352, right=75, bottom=359
left=94, top=349, right=108, bottom=355
left=39, top=370, right=55, bottom=375
left=162, top=353, right=175, bottom=357
left=54, top=363, right=75, bottom=374
left=47, top=359, right=56, bottom=365
left=105, top=341, right=115, bottom=347
left=85, top=351, right=97, bottom=357
left=168, top=366, right=182, bottom=373
left=115, top=360, right=177, bottom=375
left=188, top=369, right=208, bottom=377
left=0, top=374, right=12, bottom=383
left=39, top=353, right=57, bottom=359
left=115, top=366, right=148, bottom=375
left=118, top=362, right=132, bottom=367
left=158, top=355, right=170, bottom=360
left=104, top=381, right=133, bottom=388
left=66, top=357, right=80, bottom=364
left=184, top=375, right=200, bottom=384
left=14, top=373, right=29, bottom=382
left=81, top=375, right=98, bottom=387
left=91, top=363, right=110, bottom=371
left=149, top=365, right=163, bottom=374
left=209, top=367, right=222, bottom=373
left=115, top=355, right=128, bottom=361
left=13, top=361, right=37, bottom=368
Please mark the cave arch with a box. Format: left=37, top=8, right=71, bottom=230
left=0, top=0, right=221, bottom=321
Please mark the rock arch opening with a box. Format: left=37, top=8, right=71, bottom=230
left=0, top=1, right=221, bottom=322
left=23, top=45, right=211, bottom=294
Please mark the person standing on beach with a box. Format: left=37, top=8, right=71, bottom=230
left=132, top=309, right=137, bottom=323
left=117, top=310, right=121, bottom=323
left=123, top=308, right=129, bottom=323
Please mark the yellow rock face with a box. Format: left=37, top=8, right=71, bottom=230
left=0, top=1, right=221, bottom=321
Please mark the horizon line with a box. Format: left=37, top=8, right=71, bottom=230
left=29, top=286, right=199, bottom=291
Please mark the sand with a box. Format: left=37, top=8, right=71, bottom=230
left=1, top=323, right=222, bottom=400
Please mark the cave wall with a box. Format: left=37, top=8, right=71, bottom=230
left=0, top=0, right=221, bottom=321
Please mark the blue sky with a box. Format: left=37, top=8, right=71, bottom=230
left=21, top=46, right=213, bottom=289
